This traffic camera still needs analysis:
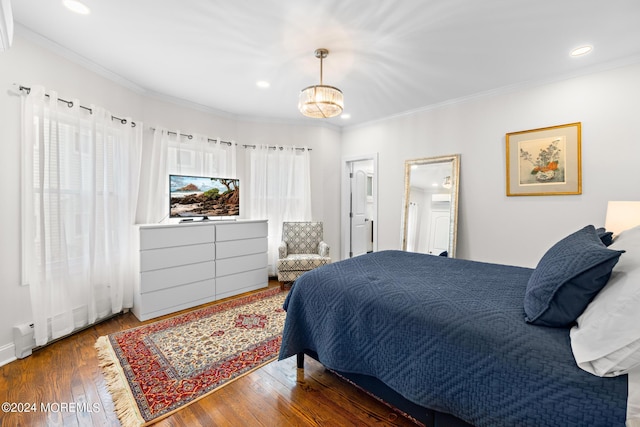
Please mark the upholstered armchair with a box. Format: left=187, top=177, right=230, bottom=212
left=277, top=222, right=331, bottom=284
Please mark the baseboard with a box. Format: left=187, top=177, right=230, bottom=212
left=0, top=343, right=17, bottom=367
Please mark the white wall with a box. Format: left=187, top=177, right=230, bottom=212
left=342, top=63, right=640, bottom=267
left=0, top=35, right=341, bottom=364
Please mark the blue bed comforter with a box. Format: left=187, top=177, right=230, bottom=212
left=278, top=250, right=627, bottom=427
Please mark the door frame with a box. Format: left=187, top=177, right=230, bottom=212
left=341, top=153, right=379, bottom=260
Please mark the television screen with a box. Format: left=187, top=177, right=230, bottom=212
left=169, top=175, right=239, bottom=218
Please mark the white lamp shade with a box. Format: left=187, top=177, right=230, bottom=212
left=604, top=201, right=640, bottom=236
left=0, top=0, right=13, bottom=51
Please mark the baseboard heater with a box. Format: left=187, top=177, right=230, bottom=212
left=12, top=310, right=124, bottom=359
left=12, top=323, right=36, bottom=359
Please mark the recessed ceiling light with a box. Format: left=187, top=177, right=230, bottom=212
left=570, top=45, right=593, bottom=57
left=256, top=80, right=270, bottom=89
left=63, top=0, right=90, bottom=15
left=340, top=113, right=351, bottom=120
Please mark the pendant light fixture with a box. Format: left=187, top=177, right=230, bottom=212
left=298, top=48, right=344, bottom=118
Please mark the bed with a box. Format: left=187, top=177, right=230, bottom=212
left=279, top=225, right=640, bottom=427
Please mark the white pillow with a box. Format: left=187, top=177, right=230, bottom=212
left=570, top=225, right=640, bottom=377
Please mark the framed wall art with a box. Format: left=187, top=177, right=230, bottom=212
left=506, top=122, right=581, bottom=196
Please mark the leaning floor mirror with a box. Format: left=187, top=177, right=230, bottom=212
left=401, top=154, right=460, bottom=257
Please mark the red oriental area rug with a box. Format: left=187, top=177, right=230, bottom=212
left=95, top=287, right=287, bottom=427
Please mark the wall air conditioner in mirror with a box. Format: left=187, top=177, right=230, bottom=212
left=432, top=194, right=451, bottom=202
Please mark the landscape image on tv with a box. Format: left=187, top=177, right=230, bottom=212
left=170, top=175, right=239, bottom=218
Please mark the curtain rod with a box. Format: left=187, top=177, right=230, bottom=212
left=18, top=85, right=311, bottom=151
left=18, top=85, right=137, bottom=127
left=150, top=127, right=311, bottom=151
left=150, top=128, right=234, bottom=146
left=242, top=144, right=311, bottom=151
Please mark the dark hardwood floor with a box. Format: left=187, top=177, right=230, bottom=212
left=0, top=280, right=418, bottom=427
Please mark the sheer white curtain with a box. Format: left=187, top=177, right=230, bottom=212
left=21, top=86, right=143, bottom=346
left=169, top=132, right=236, bottom=178
left=136, top=128, right=169, bottom=224
left=136, top=128, right=237, bottom=224
left=245, top=145, right=312, bottom=274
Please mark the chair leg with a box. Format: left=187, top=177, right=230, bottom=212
left=279, top=280, right=295, bottom=291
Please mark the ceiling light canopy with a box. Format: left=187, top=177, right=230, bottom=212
left=298, top=48, right=344, bottom=119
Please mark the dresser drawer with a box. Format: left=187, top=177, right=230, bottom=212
left=216, top=237, right=267, bottom=259
left=138, top=279, right=215, bottom=319
left=216, top=253, right=267, bottom=277
left=141, top=243, right=215, bottom=272
left=216, top=221, right=267, bottom=241
left=216, top=268, right=267, bottom=299
left=140, top=224, right=215, bottom=250
left=140, top=261, right=215, bottom=293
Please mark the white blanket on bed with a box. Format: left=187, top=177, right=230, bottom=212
left=570, top=225, right=640, bottom=426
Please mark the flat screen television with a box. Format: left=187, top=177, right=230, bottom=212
left=169, top=174, right=239, bottom=220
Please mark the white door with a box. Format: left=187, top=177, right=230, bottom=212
left=350, top=167, right=368, bottom=257
left=342, top=155, right=377, bottom=260
left=428, top=210, right=450, bottom=255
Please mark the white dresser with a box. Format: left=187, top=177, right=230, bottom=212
left=133, top=219, right=268, bottom=321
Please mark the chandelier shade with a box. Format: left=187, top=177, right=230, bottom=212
left=298, top=84, right=344, bottom=118
left=298, top=48, right=344, bottom=118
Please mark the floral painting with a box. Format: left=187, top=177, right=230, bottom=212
left=518, top=136, right=566, bottom=185
left=506, top=122, right=581, bottom=196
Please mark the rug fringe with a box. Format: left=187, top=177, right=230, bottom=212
left=95, top=336, right=146, bottom=427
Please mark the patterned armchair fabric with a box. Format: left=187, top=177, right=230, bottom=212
left=277, top=222, right=331, bottom=282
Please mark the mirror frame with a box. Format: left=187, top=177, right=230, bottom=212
left=401, top=154, right=461, bottom=257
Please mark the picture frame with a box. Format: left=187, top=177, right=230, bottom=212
left=506, top=122, right=581, bottom=196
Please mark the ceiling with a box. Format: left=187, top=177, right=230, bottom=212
left=11, top=0, right=640, bottom=127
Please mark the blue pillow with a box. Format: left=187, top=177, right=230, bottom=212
left=596, top=227, right=614, bottom=246
left=524, top=225, right=624, bottom=327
